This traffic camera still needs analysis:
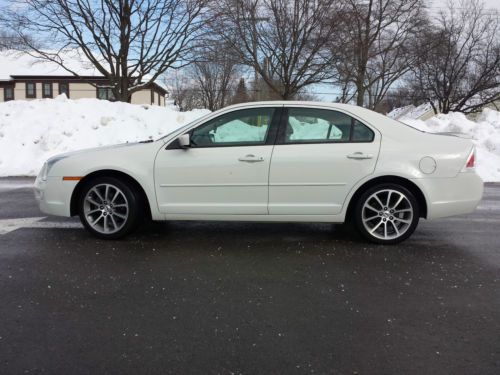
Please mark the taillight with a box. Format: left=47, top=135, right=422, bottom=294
left=465, top=149, right=475, bottom=169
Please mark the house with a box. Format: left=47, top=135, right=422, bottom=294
left=0, top=50, right=167, bottom=106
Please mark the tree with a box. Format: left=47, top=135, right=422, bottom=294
left=214, top=0, right=342, bottom=100
left=0, top=29, right=33, bottom=50
left=331, top=0, right=426, bottom=109
left=6, top=0, right=207, bottom=102
left=232, top=78, right=250, bottom=104
left=191, top=46, right=240, bottom=110
left=167, top=71, right=204, bottom=111
left=411, top=0, right=500, bottom=114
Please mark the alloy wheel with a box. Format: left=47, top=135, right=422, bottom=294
left=361, top=189, right=414, bottom=241
left=83, top=183, right=129, bottom=234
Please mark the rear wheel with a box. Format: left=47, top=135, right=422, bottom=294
left=354, top=184, right=420, bottom=244
left=78, top=177, right=142, bottom=239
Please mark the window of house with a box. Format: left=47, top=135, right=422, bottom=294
left=282, top=108, right=374, bottom=143
left=97, top=87, right=115, bottom=101
left=26, top=82, right=36, bottom=98
left=42, top=83, right=53, bottom=98
left=58, top=83, right=70, bottom=98
left=4, top=87, right=14, bottom=101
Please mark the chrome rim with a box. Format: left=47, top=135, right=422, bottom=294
left=361, top=189, right=413, bottom=241
left=83, top=183, right=129, bottom=234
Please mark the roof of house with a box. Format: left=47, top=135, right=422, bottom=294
left=0, top=50, right=167, bottom=95
left=0, top=50, right=100, bottom=80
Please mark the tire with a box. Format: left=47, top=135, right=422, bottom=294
left=78, top=176, right=142, bottom=239
left=354, top=183, right=420, bottom=244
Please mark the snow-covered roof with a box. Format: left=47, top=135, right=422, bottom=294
left=0, top=50, right=168, bottom=93
left=0, top=50, right=101, bottom=80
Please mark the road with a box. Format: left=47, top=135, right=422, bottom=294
left=0, top=178, right=499, bottom=374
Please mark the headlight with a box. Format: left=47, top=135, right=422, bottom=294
left=39, top=162, right=48, bottom=181
left=39, top=156, right=68, bottom=181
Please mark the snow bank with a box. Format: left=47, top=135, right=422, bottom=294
left=400, top=109, right=500, bottom=182
left=388, top=102, right=434, bottom=120
left=1, top=97, right=499, bottom=182
left=0, top=96, right=209, bottom=176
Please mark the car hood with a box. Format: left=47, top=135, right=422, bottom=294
left=47, top=141, right=148, bottom=163
left=45, top=140, right=159, bottom=178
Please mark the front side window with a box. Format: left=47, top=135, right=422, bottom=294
left=283, top=108, right=374, bottom=143
left=26, top=82, right=36, bottom=98
left=4, top=87, right=14, bottom=101
left=59, top=83, right=69, bottom=98
left=42, top=82, right=53, bottom=98
left=190, top=108, right=275, bottom=147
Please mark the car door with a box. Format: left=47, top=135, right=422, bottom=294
left=268, top=106, right=381, bottom=215
left=154, top=106, right=281, bottom=215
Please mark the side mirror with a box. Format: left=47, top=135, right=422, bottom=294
left=178, top=134, right=191, bottom=148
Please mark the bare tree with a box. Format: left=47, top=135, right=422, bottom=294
left=231, top=78, right=250, bottom=104
left=412, top=0, right=500, bottom=114
left=331, top=0, right=426, bottom=109
left=6, top=0, right=207, bottom=102
left=214, top=0, right=342, bottom=100
left=191, top=46, right=241, bottom=110
left=167, top=71, right=204, bottom=111
left=0, top=29, right=35, bottom=50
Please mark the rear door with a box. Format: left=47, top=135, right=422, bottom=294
left=268, top=106, right=381, bottom=215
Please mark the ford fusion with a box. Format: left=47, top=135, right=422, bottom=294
left=34, top=102, right=483, bottom=244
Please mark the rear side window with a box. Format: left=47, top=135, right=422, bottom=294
left=283, top=108, right=374, bottom=143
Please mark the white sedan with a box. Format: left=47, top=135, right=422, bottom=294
left=34, top=101, right=483, bottom=244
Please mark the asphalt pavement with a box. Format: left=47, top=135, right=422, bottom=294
left=0, top=177, right=499, bottom=374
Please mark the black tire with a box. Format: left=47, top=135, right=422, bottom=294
left=354, top=183, right=420, bottom=245
left=78, top=176, right=142, bottom=240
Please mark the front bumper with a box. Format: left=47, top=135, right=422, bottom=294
left=413, top=171, right=484, bottom=220
left=34, top=176, right=78, bottom=217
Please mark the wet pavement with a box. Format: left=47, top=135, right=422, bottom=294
left=0, top=178, right=499, bottom=374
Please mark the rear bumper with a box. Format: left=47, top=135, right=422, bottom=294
left=413, top=172, right=483, bottom=220
left=34, top=176, right=77, bottom=217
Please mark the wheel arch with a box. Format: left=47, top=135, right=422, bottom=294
left=70, top=169, right=152, bottom=220
left=345, top=175, right=428, bottom=221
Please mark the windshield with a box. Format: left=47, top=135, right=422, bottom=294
left=156, top=112, right=213, bottom=141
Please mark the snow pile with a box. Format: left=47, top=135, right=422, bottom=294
left=0, top=96, right=209, bottom=176
left=1, top=97, right=499, bottom=182
left=211, top=119, right=269, bottom=143
left=289, top=116, right=343, bottom=140
left=400, top=108, right=500, bottom=182
left=388, top=103, right=434, bottom=120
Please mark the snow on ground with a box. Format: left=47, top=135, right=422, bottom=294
left=1, top=97, right=499, bottom=182
left=400, top=109, right=500, bottom=182
left=0, top=96, right=209, bottom=176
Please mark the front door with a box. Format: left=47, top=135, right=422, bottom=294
left=154, top=106, right=281, bottom=215
left=268, top=106, right=381, bottom=215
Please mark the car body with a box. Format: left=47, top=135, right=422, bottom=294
left=34, top=101, right=483, bottom=243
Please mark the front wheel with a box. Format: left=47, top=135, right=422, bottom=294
left=354, top=184, right=420, bottom=244
left=78, top=177, right=142, bottom=239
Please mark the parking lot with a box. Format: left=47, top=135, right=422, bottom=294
left=0, top=177, right=499, bottom=374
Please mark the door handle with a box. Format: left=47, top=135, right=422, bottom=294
left=238, top=154, right=265, bottom=163
left=346, top=152, right=373, bottom=160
